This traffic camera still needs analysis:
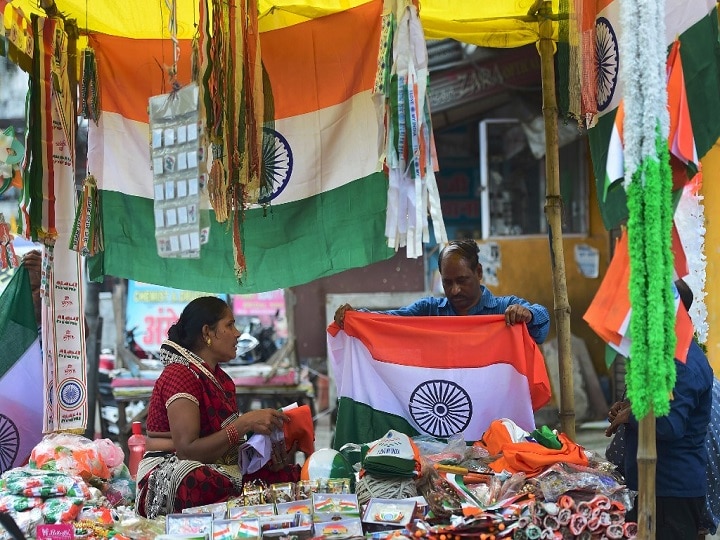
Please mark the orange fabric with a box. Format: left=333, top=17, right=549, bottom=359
left=487, top=433, right=589, bottom=477
left=473, top=420, right=518, bottom=456
left=583, top=230, right=694, bottom=362
left=284, top=405, right=315, bottom=455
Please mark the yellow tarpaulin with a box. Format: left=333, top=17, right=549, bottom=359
left=6, top=0, right=559, bottom=46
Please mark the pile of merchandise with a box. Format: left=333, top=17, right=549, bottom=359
left=0, top=422, right=637, bottom=540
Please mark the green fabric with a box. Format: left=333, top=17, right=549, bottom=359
left=88, top=171, right=393, bottom=293
left=0, top=266, right=37, bottom=378
left=682, top=6, right=720, bottom=158
left=530, top=425, right=562, bottom=450
left=332, top=398, right=419, bottom=451
left=626, top=131, right=676, bottom=419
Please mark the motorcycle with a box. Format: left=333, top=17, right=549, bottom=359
left=231, top=314, right=280, bottom=365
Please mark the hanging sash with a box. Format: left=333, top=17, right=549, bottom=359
left=33, top=15, right=87, bottom=433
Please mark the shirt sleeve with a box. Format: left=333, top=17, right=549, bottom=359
left=496, top=295, right=551, bottom=344
left=156, top=363, right=204, bottom=409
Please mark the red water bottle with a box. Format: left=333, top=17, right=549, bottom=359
left=127, top=421, right=146, bottom=480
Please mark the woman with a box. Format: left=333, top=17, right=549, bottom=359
left=135, top=296, right=291, bottom=518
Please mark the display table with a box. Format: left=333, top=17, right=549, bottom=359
left=111, top=367, right=315, bottom=457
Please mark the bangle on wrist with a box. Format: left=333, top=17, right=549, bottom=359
left=226, top=424, right=240, bottom=446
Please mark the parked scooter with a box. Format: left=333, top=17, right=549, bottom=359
left=232, top=314, right=279, bottom=365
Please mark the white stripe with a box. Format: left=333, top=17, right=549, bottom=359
left=89, top=90, right=380, bottom=203
left=596, top=0, right=715, bottom=118
left=329, top=331, right=537, bottom=438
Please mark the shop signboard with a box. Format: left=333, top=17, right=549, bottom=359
left=126, top=280, right=221, bottom=353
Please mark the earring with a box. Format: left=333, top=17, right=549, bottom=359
left=206, top=338, right=212, bottom=346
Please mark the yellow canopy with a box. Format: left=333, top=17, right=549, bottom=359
left=6, top=0, right=559, bottom=46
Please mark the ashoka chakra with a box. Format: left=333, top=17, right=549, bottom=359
left=0, top=414, right=19, bottom=474
left=409, top=380, right=472, bottom=438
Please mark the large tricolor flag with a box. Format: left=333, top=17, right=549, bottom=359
left=328, top=312, right=551, bottom=449
left=86, top=1, right=394, bottom=293
left=585, top=0, right=720, bottom=229
left=0, top=265, right=43, bottom=474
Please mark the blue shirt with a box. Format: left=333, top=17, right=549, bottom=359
left=623, top=340, right=714, bottom=498
left=701, top=377, right=720, bottom=534
left=376, top=286, right=550, bottom=344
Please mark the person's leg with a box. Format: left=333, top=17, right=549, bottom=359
left=656, top=496, right=705, bottom=540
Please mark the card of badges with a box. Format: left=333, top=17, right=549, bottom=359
left=226, top=504, right=275, bottom=520
left=311, top=493, right=360, bottom=523
left=211, top=519, right=260, bottom=540
left=312, top=517, right=364, bottom=539
left=275, top=499, right=313, bottom=516
left=149, top=83, right=204, bottom=259
left=165, top=513, right=213, bottom=536
left=182, top=502, right=228, bottom=520
left=362, top=498, right=415, bottom=527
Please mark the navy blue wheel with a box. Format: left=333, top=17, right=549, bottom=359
left=409, top=380, right=472, bottom=438
left=0, top=413, right=19, bottom=473
left=259, top=127, right=293, bottom=204
left=595, top=16, right=619, bottom=112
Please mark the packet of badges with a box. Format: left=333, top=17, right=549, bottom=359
left=182, top=502, right=227, bottom=520
left=311, top=493, right=360, bottom=523
left=259, top=513, right=313, bottom=540
left=165, top=512, right=213, bottom=536
left=211, top=518, right=260, bottom=540
left=227, top=503, right=275, bottom=520
left=275, top=499, right=312, bottom=516
left=362, top=498, right=416, bottom=528
left=312, top=517, right=364, bottom=539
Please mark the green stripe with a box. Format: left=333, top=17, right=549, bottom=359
left=0, top=267, right=39, bottom=379
left=88, top=172, right=393, bottom=293
left=332, top=397, right=419, bottom=451
left=587, top=109, right=629, bottom=230
left=681, top=6, right=720, bottom=158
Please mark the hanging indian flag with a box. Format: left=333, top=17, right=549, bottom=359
left=0, top=265, right=43, bottom=474
left=327, top=312, right=551, bottom=449
left=87, top=1, right=394, bottom=293
left=585, top=0, right=720, bottom=230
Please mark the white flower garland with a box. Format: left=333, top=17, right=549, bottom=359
left=675, top=184, right=708, bottom=342
left=620, top=0, right=668, bottom=184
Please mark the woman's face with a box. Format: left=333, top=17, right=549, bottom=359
left=210, top=308, right=242, bottom=363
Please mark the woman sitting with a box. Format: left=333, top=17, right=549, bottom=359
left=135, top=296, right=292, bottom=518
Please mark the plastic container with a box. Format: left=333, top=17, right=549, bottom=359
left=127, top=421, right=146, bottom=480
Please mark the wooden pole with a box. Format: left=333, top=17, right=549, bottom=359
left=536, top=1, right=575, bottom=439
left=637, top=412, right=657, bottom=539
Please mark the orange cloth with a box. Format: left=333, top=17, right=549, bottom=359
left=487, top=433, right=588, bottom=477
left=284, top=404, right=315, bottom=455
left=474, top=419, right=528, bottom=456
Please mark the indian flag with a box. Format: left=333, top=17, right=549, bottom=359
left=0, top=265, right=43, bottom=474
left=586, top=0, right=720, bottom=229
left=86, top=1, right=394, bottom=293
left=328, top=312, right=551, bottom=449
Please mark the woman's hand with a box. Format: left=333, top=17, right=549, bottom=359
left=238, top=408, right=289, bottom=436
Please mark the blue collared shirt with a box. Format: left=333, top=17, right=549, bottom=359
left=375, top=286, right=550, bottom=344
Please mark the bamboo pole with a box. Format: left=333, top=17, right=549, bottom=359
left=535, top=1, right=575, bottom=439
left=637, top=412, right=657, bottom=539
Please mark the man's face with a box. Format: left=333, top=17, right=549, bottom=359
left=441, top=253, right=483, bottom=315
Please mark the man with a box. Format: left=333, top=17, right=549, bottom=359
left=334, top=239, right=550, bottom=344
left=605, top=279, right=713, bottom=540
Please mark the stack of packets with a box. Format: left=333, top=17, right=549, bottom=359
left=153, top=477, right=360, bottom=540
left=311, top=493, right=363, bottom=538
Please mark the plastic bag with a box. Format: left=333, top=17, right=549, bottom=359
left=29, top=433, right=111, bottom=481
left=412, top=433, right=468, bottom=465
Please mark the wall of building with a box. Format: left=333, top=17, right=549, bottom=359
left=700, top=145, right=720, bottom=375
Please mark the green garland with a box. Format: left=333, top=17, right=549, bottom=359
left=625, top=128, right=676, bottom=418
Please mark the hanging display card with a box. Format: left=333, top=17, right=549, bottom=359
left=148, top=83, right=202, bottom=258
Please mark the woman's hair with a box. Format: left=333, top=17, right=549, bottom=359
left=165, top=296, right=230, bottom=350
left=438, top=239, right=481, bottom=273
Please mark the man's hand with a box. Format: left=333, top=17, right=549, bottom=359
left=504, top=304, right=532, bottom=326
left=334, top=304, right=354, bottom=328
left=605, top=400, right=631, bottom=437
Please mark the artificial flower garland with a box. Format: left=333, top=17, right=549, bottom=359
left=620, top=0, right=675, bottom=418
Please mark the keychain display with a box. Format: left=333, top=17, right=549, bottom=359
left=148, top=83, right=204, bottom=259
